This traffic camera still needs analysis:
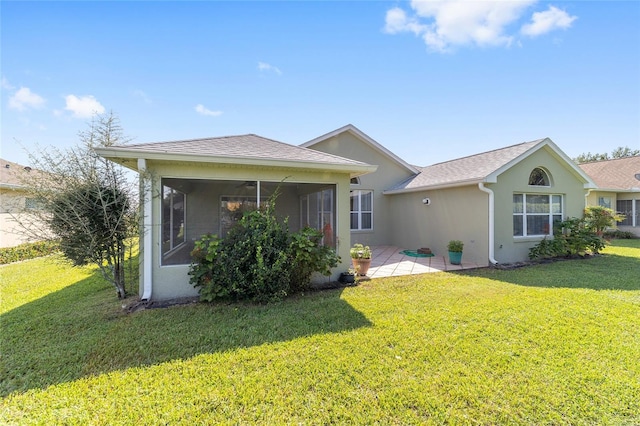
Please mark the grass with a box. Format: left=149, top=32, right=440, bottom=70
left=1, top=240, right=639, bottom=424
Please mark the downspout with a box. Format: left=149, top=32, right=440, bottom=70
left=256, top=180, right=261, bottom=208
left=585, top=188, right=593, bottom=209
left=138, top=158, right=153, bottom=301
left=478, top=183, right=498, bottom=265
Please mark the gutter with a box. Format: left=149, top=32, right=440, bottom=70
left=478, top=183, right=498, bottom=265
left=138, top=159, right=153, bottom=301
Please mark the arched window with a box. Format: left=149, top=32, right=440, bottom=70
left=350, top=177, right=360, bottom=185
left=528, top=168, right=550, bottom=186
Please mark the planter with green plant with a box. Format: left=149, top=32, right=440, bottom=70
left=447, top=240, right=464, bottom=265
left=350, top=243, right=372, bottom=276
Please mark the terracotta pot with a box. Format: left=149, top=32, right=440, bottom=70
left=352, top=258, right=372, bottom=276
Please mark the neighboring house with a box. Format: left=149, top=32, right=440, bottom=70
left=0, top=159, right=41, bottom=247
left=96, top=126, right=596, bottom=301
left=579, top=156, right=640, bottom=234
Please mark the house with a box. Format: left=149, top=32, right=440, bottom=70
left=96, top=126, right=596, bottom=301
left=304, top=125, right=596, bottom=265
left=0, top=159, right=41, bottom=248
left=579, top=156, right=640, bottom=234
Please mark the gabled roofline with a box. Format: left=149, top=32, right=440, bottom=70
left=94, top=147, right=378, bottom=177
left=301, top=124, right=420, bottom=175
left=485, top=137, right=597, bottom=189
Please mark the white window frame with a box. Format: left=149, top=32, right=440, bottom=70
left=513, top=193, right=563, bottom=238
left=350, top=190, right=373, bottom=231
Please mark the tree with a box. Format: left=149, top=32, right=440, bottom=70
left=17, top=112, right=137, bottom=298
left=574, top=146, right=640, bottom=164
left=583, top=205, right=624, bottom=236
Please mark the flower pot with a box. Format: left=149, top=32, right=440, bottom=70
left=352, top=258, right=372, bottom=276
left=448, top=251, right=462, bottom=265
left=339, top=272, right=356, bottom=284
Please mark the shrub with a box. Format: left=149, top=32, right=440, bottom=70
left=189, top=197, right=340, bottom=303
left=584, top=206, right=624, bottom=235
left=0, top=240, right=59, bottom=264
left=603, top=229, right=636, bottom=239
left=529, top=217, right=606, bottom=260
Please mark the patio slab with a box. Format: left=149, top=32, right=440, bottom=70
left=365, top=245, right=481, bottom=279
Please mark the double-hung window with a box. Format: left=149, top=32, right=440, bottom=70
left=350, top=190, right=373, bottom=231
left=513, top=194, right=562, bottom=237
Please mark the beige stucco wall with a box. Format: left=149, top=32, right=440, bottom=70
left=306, top=132, right=415, bottom=247
left=490, top=146, right=589, bottom=264
left=0, top=189, right=43, bottom=248
left=141, top=160, right=354, bottom=300
left=388, top=186, right=490, bottom=267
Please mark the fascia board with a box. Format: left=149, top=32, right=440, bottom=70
left=95, top=148, right=378, bottom=175
left=383, top=179, right=483, bottom=195
left=485, top=138, right=598, bottom=188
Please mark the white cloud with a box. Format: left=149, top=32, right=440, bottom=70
left=384, top=7, right=426, bottom=35
left=195, top=104, right=222, bottom=117
left=9, top=87, right=46, bottom=111
left=2, top=77, right=14, bottom=90
left=384, top=0, right=576, bottom=52
left=521, top=6, right=577, bottom=37
left=258, top=62, right=282, bottom=75
left=64, top=94, right=105, bottom=118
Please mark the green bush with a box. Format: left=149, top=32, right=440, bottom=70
left=529, top=217, right=606, bottom=260
left=0, top=240, right=59, bottom=264
left=189, top=199, right=340, bottom=303
left=603, top=229, right=636, bottom=239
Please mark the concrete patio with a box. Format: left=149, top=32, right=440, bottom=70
left=365, top=245, right=482, bottom=279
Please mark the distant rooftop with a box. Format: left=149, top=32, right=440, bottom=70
left=578, top=156, right=640, bottom=190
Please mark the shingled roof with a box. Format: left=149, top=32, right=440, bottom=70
left=385, top=140, right=545, bottom=192
left=578, top=156, right=640, bottom=191
left=0, top=158, right=37, bottom=190
left=95, top=134, right=377, bottom=176
left=384, top=138, right=596, bottom=193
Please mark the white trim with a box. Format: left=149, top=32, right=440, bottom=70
left=138, top=159, right=153, bottom=301
left=486, top=138, right=597, bottom=188
left=95, top=147, right=377, bottom=176
left=478, top=183, right=497, bottom=265
left=301, top=124, right=419, bottom=175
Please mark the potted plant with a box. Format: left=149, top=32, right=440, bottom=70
left=339, top=268, right=358, bottom=285
left=447, top=240, right=464, bottom=265
left=350, top=243, right=372, bottom=276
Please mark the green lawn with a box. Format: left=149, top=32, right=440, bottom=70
left=1, top=240, right=639, bottom=424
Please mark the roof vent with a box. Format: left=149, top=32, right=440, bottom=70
left=24, top=166, right=32, bottom=172
left=635, top=173, right=640, bottom=181
left=4, top=164, right=9, bottom=169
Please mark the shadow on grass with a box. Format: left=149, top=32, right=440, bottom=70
left=0, top=273, right=371, bottom=397
left=458, top=251, right=640, bottom=291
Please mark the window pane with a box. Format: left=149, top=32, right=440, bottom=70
left=361, top=191, right=372, bottom=211
left=350, top=213, right=359, bottom=230
left=552, top=195, right=562, bottom=213
left=361, top=213, right=372, bottom=230
left=513, top=194, right=523, bottom=213
left=526, top=195, right=549, bottom=213
left=513, top=215, right=523, bottom=236
left=350, top=192, right=359, bottom=211
left=527, top=215, right=549, bottom=235
left=529, top=168, right=549, bottom=186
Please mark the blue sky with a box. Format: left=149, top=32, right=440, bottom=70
left=2, top=1, right=639, bottom=168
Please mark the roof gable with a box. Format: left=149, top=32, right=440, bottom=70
left=301, top=124, right=419, bottom=175
left=579, top=156, right=640, bottom=191
left=385, top=138, right=595, bottom=193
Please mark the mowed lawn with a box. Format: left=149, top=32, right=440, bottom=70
left=1, top=241, right=639, bottom=425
